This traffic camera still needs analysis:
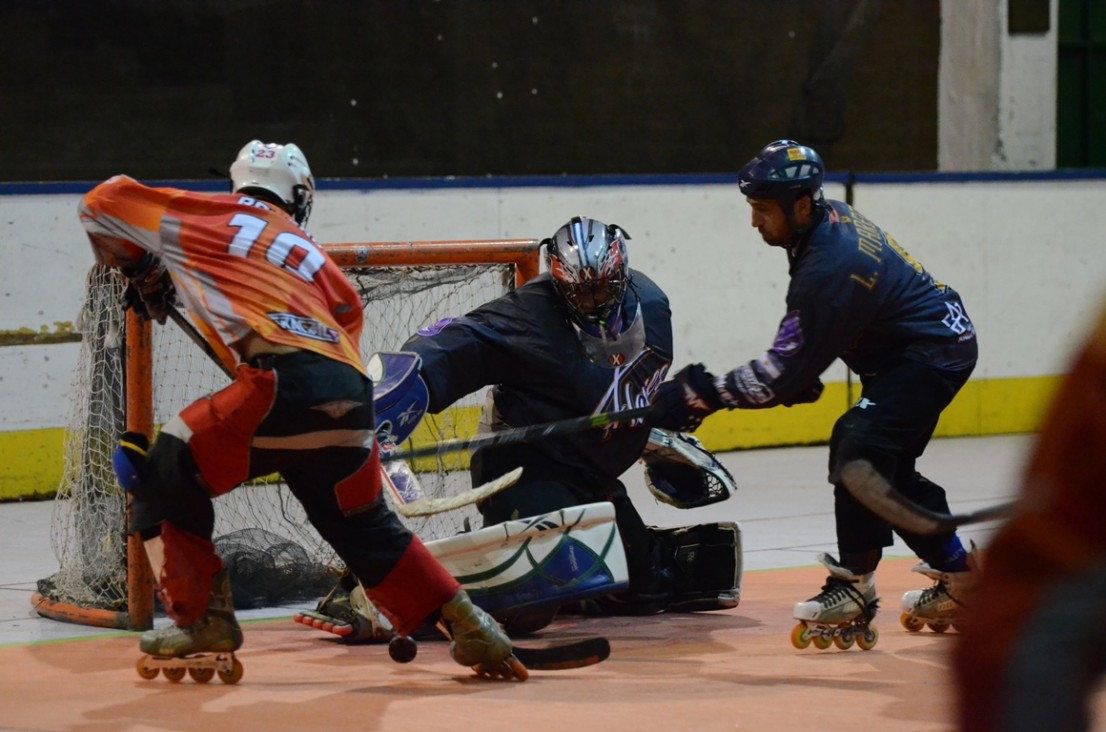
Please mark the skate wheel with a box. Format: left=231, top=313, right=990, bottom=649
left=189, top=667, right=215, bottom=684
left=163, top=666, right=187, bottom=683
left=812, top=634, right=833, bottom=650
left=900, top=613, right=924, bottom=632
left=833, top=633, right=855, bottom=650
left=790, top=624, right=812, bottom=650
left=857, top=626, right=879, bottom=651
left=505, top=656, right=529, bottom=681
left=218, top=657, right=244, bottom=684
left=135, top=658, right=159, bottom=680
left=927, top=621, right=949, bottom=634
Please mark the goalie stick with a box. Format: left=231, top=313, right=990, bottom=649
left=166, top=309, right=522, bottom=517
left=841, top=459, right=1014, bottom=535
left=381, top=404, right=653, bottom=463
left=393, top=466, right=523, bottom=517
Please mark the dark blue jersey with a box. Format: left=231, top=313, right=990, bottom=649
left=404, top=269, right=673, bottom=482
left=717, top=200, right=978, bottom=409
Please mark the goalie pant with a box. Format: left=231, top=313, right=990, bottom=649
left=127, top=349, right=459, bottom=637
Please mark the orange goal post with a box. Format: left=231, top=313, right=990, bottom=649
left=33, top=239, right=542, bottom=631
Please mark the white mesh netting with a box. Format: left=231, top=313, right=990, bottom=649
left=40, top=259, right=515, bottom=615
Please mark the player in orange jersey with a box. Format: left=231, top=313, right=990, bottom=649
left=79, top=140, right=525, bottom=681
left=954, top=302, right=1106, bottom=730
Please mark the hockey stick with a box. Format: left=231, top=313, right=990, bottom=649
left=167, top=309, right=523, bottom=517
left=393, top=467, right=523, bottom=517
left=167, top=308, right=234, bottom=378
left=381, top=405, right=653, bottom=463
left=841, top=459, right=1014, bottom=535
left=510, top=636, right=611, bottom=671
left=168, top=309, right=611, bottom=669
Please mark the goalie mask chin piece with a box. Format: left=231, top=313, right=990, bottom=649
left=572, top=303, right=647, bottom=368
left=642, top=428, right=737, bottom=509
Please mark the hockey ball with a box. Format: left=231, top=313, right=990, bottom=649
left=388, top=635, right=417, bottom=663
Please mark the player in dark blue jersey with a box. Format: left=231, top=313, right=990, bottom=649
left=406, top=217, right=741, bottom=628
left=652, top=141, right=979, bottom=648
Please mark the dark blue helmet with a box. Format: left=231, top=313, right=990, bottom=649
left=738, top=140, right=825, bottom=211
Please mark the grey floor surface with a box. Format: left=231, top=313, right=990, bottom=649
left=0, top=434, right=1029, bottom=645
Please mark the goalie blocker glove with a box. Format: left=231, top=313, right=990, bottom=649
left=122, top=252, right=177, bottom=324
left=649, top=363, right=725, bottom=432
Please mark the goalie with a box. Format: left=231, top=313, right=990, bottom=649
left=304, top=216, right=741, bottom=638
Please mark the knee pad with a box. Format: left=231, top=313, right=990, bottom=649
left=128, top=433, right=214, bottom=540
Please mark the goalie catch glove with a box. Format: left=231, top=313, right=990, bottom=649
left=649, top=363, right=725, bottom=433
left=112, top=431, right=150, bottom=493
left=643, top=429, right=736, bottom=509
left=122, top=252, right=177, bottom=324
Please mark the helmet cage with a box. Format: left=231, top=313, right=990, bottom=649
left=230, top=140, right=316, bottom=225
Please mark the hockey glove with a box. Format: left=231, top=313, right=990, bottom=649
left=650, top=363, right=725, bottom=432
left=112, top=431, right=150, bottom=493
left=122, top=252, right=177, bottom=324
left=782, top=378, right=824, bottom=407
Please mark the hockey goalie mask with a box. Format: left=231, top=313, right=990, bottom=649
left=230, top=140, right=316, bottom=225
left=545, top=217, right=630, bottom=327
left=546, top=217, right=642, bottom=367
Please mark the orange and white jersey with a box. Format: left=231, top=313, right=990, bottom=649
left=79, top=175, right=365, bottom=373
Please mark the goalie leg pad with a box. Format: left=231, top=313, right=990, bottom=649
left=652, top=522, right=743, bottom=612
left=427, top=502, right=629, bottom=635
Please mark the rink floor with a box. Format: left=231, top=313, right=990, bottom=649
left=3, top=434, right=1099, bottom=731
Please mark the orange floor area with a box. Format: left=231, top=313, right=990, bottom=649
left=0, top=558, right=1030, bottom=732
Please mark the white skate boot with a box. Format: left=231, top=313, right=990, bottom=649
left=900, top=562, right=975, bottom=633
left=791, top=553, right=880, bottom=651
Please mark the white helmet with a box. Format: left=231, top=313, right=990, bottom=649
left=229, top=140, right=315, bottom=225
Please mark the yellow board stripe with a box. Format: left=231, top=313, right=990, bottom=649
left=0, top=375, right=1061, bottom=501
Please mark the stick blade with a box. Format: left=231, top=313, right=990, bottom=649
left=396, top=467, right=523, bottom=517
left=512, top=637, right=610, bottom=670
left=840, top=460, right=945, bottom=535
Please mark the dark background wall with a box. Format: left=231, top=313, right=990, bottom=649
left=0, top=0, right=938, bottom=182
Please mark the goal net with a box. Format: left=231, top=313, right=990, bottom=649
left=34, top=240, right=541, bottom=630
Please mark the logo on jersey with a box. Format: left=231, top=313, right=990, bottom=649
left=417, top=317, right=455, bottom=337
left=772, top=311, right=805, bottom=357
left=267, top=312, right=340, bottom=343
left=941, top=302, right=973, bottom=336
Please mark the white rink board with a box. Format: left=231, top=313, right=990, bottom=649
left=2, top=175, right=1105, bottom=433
